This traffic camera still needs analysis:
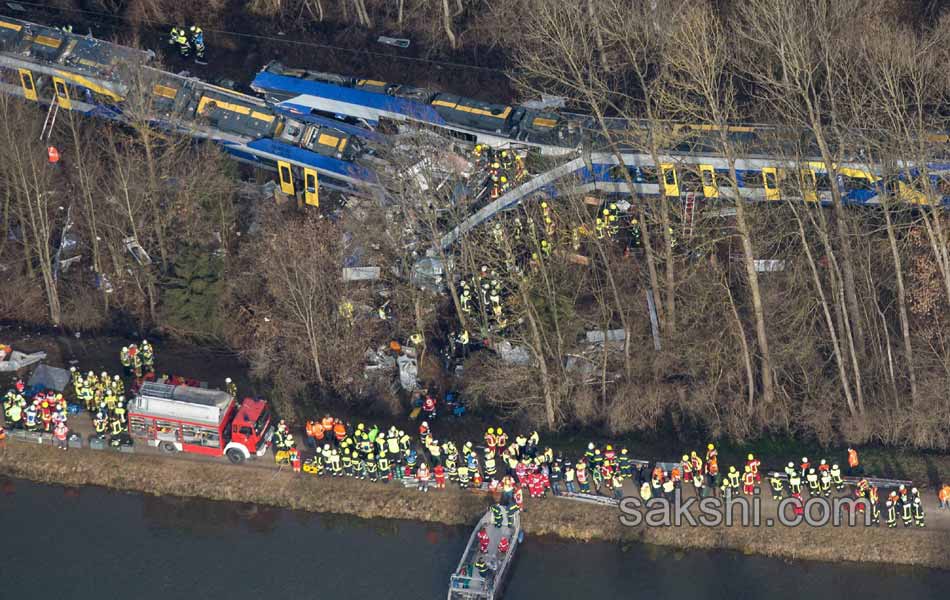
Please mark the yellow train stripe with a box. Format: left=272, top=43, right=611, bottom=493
left=432, top=99, right=456, bottom=109
left=358, top=79, right=387, bottom=87
left=532, top=117, right=557, bottom=128
left=152, top=84, right=178, bottom=99
left=0, top=20, right=23, bottom=31
left=52, top=70, right=123, bottom=101
left=317, top=133, right=341, bottom=147
left=197, top=96, right=274, bottom=122
left=455, top=104, right=511, bottom=119
left=35, top=35, right=62, bottom=48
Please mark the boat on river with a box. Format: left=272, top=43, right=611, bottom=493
left=448, top=506, right=521, bottom=600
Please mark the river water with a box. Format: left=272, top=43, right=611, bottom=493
left=1, top=479, right=948, bottom=599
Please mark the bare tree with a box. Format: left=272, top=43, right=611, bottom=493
left=660, top=3, right=775, bottom=409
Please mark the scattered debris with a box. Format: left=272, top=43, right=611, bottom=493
left=123, top=236, right=152, bottom=266
left=585, top=328, right=626, bottom=345
left=377, top=36, right=410, bottom=48
left=343, top=266, right=381, bottom=282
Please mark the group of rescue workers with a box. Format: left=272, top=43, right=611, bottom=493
left=4, top=338, right=949, bottom=538
left=2, top=378, right=71, bottom=450
left=473, top=144, right=527, bottom=201
left=264, top=412, right=950, bottom=533
left=167, top=25, right=205, bottom=62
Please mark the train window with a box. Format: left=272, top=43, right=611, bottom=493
left=841, top=175, right=873, bottom=191
left=608, top=165, right=627, bottom=180
left=814, top=173, right=832, bottom=191
left=664, top=168, right=677, bottom=186
left=742, top=171, right=764, bottom=188
left=764, top=171, right=777, bottom=189
left=637, top=167, right=659, bottom=184
left=937, top=176, right=950, bottom=196
left=701, top=169, right=714, bottom=186
left=716, top=171, right=734, bottom=187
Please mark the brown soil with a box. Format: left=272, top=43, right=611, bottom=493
left=2, top=441, right=949, bottom=571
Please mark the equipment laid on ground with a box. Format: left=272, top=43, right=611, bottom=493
left=127, top=382, right=273, bottom=463
left=0, top=345, right=47, bottom=372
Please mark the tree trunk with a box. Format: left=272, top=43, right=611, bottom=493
left=724, top=280, right=755, bottom=412
left=723, top=148, right=774, bottom=407
left=520, top=287, right=556, bottom=429
left=141, top=133, right=168, bottom=269
left=441, top=0, right=457, bottom=48
left=882, top=201, right=919, bottom=407
left=789, top=202, right=857, bottom=416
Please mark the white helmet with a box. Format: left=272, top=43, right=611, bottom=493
left=787, top=462, right=794, bottom=468
left=122, top=346, right=128, bottom=351
left=422, top=421, right=428, bottom=427
left=114, top=375, right=120, bottom=380
left=912, top=487, right=918, bottom=494
left=225, top=377, right=232, bottom=383
left=832, top=464, right=839, bottom=469
left=70, top=366, right=76, bottom=372
left=802, top=457, right=808, bottom=463
left=820, top=459, right=826, bottom=465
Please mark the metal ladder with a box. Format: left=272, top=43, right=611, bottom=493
left=40, top=97, right=60, bottom=141
left=682, top=192, right=696, bottom=238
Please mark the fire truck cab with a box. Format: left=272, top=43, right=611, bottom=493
left=128, top=382, right=274, bottom=464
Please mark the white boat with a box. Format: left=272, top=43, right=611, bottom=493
left=448, top=506, right=521, bottom=600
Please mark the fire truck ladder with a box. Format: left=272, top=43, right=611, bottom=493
left=40, top=97, right=60, bottom=141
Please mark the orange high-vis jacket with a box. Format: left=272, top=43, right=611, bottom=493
left=333, top=422, right=346, bottom=441
left=848, top=449, right=859, bottom=468
left=312, top=423, right=325, bottom=440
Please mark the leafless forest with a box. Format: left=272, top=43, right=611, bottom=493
left=6, top=0, right=950, bottom=448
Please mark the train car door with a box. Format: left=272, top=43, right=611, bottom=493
left=762, top=167, right=780, bottom=200
left=799, top=169, right=817, bottom=202
left=303, top=168, right=319, bottom=207
left=699, top=165, right=717, bottom=198
left=660, top=163, right=679, bottom=197
left=52, top=77, right=72, bottom=110
left=18, top=69, right=37, bottom=102
left=277, top=161, right=295, bottom=195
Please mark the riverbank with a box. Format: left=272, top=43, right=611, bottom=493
left=2, top=441, right=949, bottom=571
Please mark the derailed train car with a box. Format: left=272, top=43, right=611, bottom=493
left=0, top=16, right=383, bottom=201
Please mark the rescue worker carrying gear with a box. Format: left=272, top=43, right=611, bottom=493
left=189, top=26, right=205, bottom=61
left=169, top=27, right=189, bottom=56
left=847, top=447, right=860, bottom=475
left=769, top=473, right=784, bottom=500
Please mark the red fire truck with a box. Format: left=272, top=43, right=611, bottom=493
left=128, top=382, right=274, bottom=464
